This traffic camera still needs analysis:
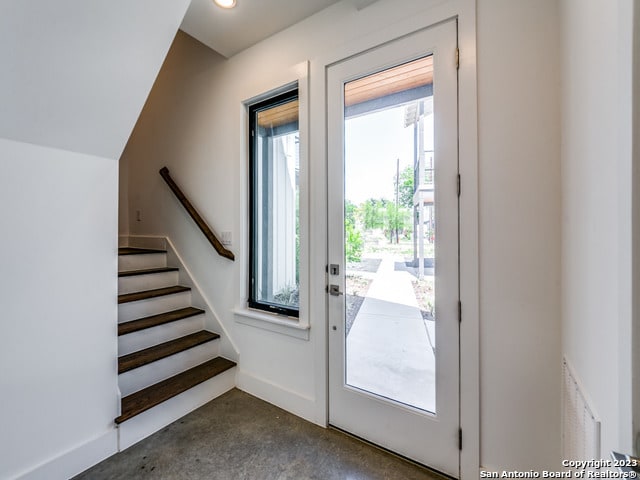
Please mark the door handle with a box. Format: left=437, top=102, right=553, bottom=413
left=329, top=284, right=344, bottom=296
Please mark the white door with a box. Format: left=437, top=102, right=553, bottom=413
left=327, top=20, right=459, bottom=477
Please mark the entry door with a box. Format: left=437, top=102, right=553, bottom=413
left=327, top=21, right=459, bottom=477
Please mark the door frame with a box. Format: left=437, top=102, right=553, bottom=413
left=307, top=3, right=479, bottom=478
left=326, top=21, right=460, bottom=475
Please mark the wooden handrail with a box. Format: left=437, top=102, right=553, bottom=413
left=159, top=167, right=235, bottom=261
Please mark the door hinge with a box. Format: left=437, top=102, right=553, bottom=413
left=458, top=428, right=463, bottom=450
left=457, top=174, right=461, bottom=197
left=458, top=300, right=462, bottom=323
left=455, top=48, right=460, bottom=70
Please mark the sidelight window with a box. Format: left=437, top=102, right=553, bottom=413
left=248, top=88, right=300, bottom=317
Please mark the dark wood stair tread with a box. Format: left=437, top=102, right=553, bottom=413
left=118, top=307, right=205, bottom=336
left=115, top=357, right=236, bottom=424
left=119, top=247, right=166, bottom=255
left=118, top=330, right=220, bottom=374
left=118, top=285, right=190, bottom=304
left=118, top=267, right=179, bottom=278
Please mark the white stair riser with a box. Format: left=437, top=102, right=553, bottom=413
left=118, top=367, right=235, bottom=451
left=119, top=340, right=220, bottom=396
left=118, top=270, right=179, bottom=295
left=118, top=292, right=192, bottom=323
left=119, top=253, right=167, bottom=272
left=118, top=315, right=205, bottom=356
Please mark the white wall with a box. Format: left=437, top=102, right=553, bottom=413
left=125, top=1, right=477, bottom=423
left=123, top=0, right=565, bottom=473
left=561, top=0, right=634, bottom=457
left=0, top=1, right=192, bottom=478
left=477, top=0, right=562, bottom=470
left=0, top=139, right=118, bottom=479
left=0, top=0, right=191, bottom=160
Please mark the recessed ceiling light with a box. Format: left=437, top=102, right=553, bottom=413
left=214, top=0, right=236, bottom=8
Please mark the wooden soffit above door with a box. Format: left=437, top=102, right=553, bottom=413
left=256, top=56, right=433, bottom=128
left=344, top=55, right=433, bottom=107
left=257, top=100, right=299, bottom=129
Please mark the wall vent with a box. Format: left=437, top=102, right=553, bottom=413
left=562, top=357, right=601, bottom=460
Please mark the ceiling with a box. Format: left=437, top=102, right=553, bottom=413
left=180, top=0, right=380, bottom=58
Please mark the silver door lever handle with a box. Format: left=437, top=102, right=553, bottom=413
left=329, top=285, right=344, bottom=296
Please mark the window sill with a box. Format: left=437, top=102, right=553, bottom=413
left=233, top=308, right=310, bottom=340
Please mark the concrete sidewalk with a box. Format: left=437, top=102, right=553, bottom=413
left=346, top=253, right=435, bottom=412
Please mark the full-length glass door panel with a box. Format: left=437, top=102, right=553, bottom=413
left=328, top=20, right=459, bottom=477
left=343, top=56, right=436, bottom=413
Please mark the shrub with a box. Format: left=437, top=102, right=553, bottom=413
left=345, top=223, right=363, bottom=262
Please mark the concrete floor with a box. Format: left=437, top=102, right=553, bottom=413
left=75, top=389, right=447, bottom=480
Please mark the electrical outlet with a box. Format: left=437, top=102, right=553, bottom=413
left=221, top=231, right=232, bottom=246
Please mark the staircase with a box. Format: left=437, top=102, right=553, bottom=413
left=116, top=246, right=236, bottom=449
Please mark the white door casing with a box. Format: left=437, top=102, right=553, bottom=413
left=327, top=20, right=460, bottom=477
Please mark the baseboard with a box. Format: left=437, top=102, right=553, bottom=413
left=15, top=430, right=117, bottom=480
left=237, top=369, right=320, bottom=426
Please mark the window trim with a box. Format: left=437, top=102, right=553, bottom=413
left=248, top=87, right=300, bottom=318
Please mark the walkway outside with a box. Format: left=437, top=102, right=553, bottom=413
left=346, top=251, right=436, bottom=413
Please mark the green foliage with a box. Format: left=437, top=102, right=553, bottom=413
left=361, top=198, right=386, bottom=230
left=385, top=203, right=399, bottom=242
left=384, top=202, right=411, bottom=243
left=344, top=200, right=364, bottom=262
left=398, top=165, right=414, bottom=209
left=345, top=222, right=363, bottom=262
left=345, top=200, right=358, bottom=228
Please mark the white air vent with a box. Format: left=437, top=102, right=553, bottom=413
left=562, top=358, right=601, bottom=460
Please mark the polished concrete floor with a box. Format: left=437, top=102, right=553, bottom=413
left=75, top=388, right=447, bottom=480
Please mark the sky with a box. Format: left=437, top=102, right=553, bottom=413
left=345, top=104, right=433, bottom=205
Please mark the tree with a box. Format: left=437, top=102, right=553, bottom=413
left=345, top=199, right=357, bottom=229
left=398, top=165, right=414, bottom=209
left=384, top=203, right=412, bottom=243
left=361, top=198, right=385, bottom=230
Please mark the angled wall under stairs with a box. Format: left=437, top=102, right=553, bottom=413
left=116, top=242, right=236, bottom=450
